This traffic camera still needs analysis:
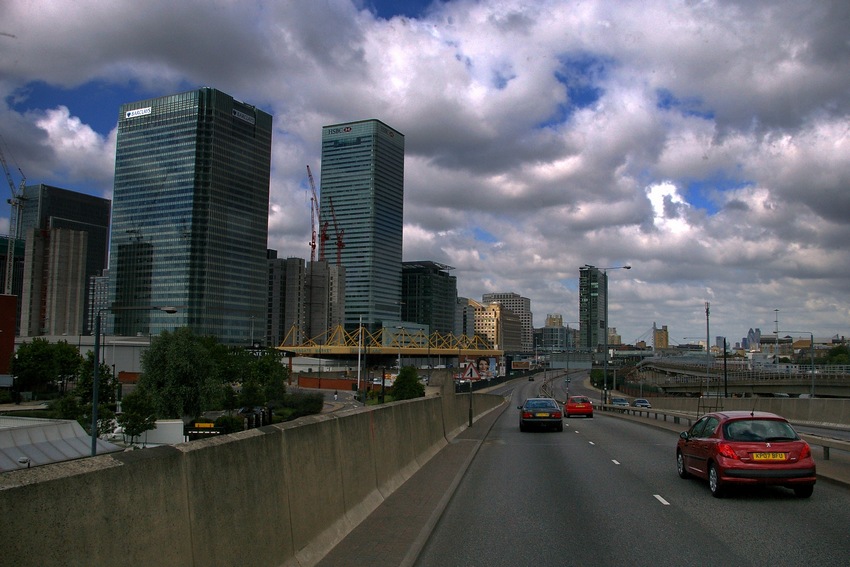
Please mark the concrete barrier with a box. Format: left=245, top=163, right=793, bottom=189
left=0, top=389, right=505, bottom=567
left=645, top=397, right=850, bottom=426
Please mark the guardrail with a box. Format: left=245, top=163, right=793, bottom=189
left=597, top=404, right=850, bottom=461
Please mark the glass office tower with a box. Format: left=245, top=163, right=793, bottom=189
left=110, top=88, right=272, bottom=343
left=579, top=265, right=607, bottom=350
left=320, top=119, right=404, bottom=331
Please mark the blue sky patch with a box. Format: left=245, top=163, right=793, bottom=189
left=656, top=88, right=714, bottom=120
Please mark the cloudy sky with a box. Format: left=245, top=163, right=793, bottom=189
left=2, top=0, right=849, bottom=346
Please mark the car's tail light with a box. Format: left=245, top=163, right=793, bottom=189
left=717, top=443, right=740, bottom=460
left=799, top=442, right=811, bottom=459
left=553, top=411, right=562, bottom=419
left=522, top=412, right=533, bottom=419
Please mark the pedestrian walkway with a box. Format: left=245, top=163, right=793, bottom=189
left=316, top=401, right=507, bottom=567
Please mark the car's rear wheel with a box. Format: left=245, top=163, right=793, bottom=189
left=556, top=422, right=563, bottom=432
left=588, top=413, right=593, bottom=418
left=519, top=422, right=526, bottom=432
left=794, top=484, right=814, bottom=498
left=676, top=451, right=689, bottom=479
left=708, top=463, right=724, bottom=498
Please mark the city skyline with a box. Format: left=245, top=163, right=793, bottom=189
left=1, top=1, right=849, bottom=343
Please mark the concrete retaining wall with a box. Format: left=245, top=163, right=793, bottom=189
left=648, top=397, right=850, bottom=425
left=0, top=390, right=504, bottom=567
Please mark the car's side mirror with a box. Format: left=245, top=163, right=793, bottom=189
left=517, top=405, right=522, bottom=410
left=679, top=431, right=689, bottom=440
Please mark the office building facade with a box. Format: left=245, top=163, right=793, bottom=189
left=482, top=292, right=533, bottom=353
left=111, top=88, right=272, bottom=343
left=320, top=119, right=404, bottom=331
left=579, top=265, right=606, bottom=350
left=15, top=184, right=110, bottom=334
left=402, top=261, right=457, bottom=336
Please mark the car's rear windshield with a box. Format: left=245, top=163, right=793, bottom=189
left=526, top=399, right=557, bottom=409
left=723, top=419, right=799, bottom=442
left=571, top=397, right=590, bottom=403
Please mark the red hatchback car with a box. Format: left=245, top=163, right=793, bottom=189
left=676, top=411, right=816, bottom=498
left=565, top=395, right=593, bottom=418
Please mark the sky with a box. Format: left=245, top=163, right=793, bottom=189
left=1, top=0, right=849, bottom=347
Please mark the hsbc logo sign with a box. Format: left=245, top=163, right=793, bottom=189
left=326, top=126, right=352, bottom=135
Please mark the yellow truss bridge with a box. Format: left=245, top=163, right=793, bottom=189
left=277, top=325, right=502, bottom=358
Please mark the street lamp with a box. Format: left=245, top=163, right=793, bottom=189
left=593, top=265, right=630, bottom=404
left=395, top=325, right=406, bottom=370
left=781, top=331, right=816, bottom=397
left=90, top=305, right=179, bottom=457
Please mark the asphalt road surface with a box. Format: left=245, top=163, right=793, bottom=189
left=415, top=379, right=850, bottom=567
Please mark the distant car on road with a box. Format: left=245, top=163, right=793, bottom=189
left=518, top=397, right=563, bottom=432
left=632, top=398, right=651, bottom=408
left=610, top=397, right=629, bottom=407
left=676, top=410, right=816, bottom=498
left=565, top=395, right=593, bottom=418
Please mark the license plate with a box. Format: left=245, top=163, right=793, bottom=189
left=535, top=412, right=550, bottom=417
left=574, top=404, right=586, bottom=408
left=752, top=452, right=786, bottom=461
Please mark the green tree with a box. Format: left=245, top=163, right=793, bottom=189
left=9, top=339, right=84, bottom=399
left=826, top=345, right=849, bottom=365
left=118, top=389, right=158, bottom=445
left=392, top=366, right=425, bottom=400
left=76, top=350, right=118, bottom=407
left=140, top=327, right=220, bottom=420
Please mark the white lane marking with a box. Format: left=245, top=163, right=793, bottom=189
left=588, top=441, right=595, bottom=445
left=654, top=494, right=670, bottom=506
left=612, top=459, right=620, bottom=465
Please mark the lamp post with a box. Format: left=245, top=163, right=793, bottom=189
left=781, top=331, right=816, bottom=397
left=591, top=265, right=631, bottom=405
left=91, top=305, right=179, bottom=457
left=395, top=325, right=406, bottom=370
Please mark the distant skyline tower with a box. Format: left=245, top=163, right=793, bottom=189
left=579, top=265, right=607, bottom=350
left=110, top=88, right=272, bottom=343
left=320, top=119, right=404, bottom=331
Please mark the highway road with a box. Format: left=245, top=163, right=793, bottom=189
left=415, top=379, right=850, bottom=567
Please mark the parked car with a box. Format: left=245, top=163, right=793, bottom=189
left=518, top=397, right=563, bottom=432
left=676, top=410, right=816, bottom=498
left=610, top=397, right=629, bottom=407
left=632, top=398, right=651, bottom=408
left=565, top=396, right=593, bottom=418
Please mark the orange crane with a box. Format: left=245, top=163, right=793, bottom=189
left=1, top=140, right=26, bottom=294
left=328, top=197, right=345, bottom=265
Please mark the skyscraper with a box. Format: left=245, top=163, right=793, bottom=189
left=110, top=88, right=272, bottom=343
left=15, top=184, right=110, bottom=334
left=579, top=265, right=606, bottom=350
left=320, top=119, right=404, bottom=331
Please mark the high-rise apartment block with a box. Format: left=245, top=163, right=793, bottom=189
left=579, top=265, right=606, bottom=350
left=473, top=299, right=522, bottom=352
left=320, top=119, right=404, bottom=331
left=111, top=88, right=272, bottom=343
left=402, top=261, right=457, bottom=335
left=482, top=292, right=533, bottom=353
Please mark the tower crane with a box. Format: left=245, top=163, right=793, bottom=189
left=306, top=165, right=319, bottom=263
left=328, top=197, right=345, bottom=266
left=1, top=140, right=26, bottom=295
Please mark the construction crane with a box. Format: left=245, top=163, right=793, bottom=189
left=1, top=140, right=26, bottom=294
left=306, top=165, right=319, bottom=263
left=328, top=197, right=345, bottom=266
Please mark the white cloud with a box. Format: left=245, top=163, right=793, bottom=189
left=1, top=0, right=849, bottom=343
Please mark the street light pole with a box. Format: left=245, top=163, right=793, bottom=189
left=91, top=305, right=178, bottom=457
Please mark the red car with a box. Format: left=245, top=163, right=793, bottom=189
left=676, top=411, right=816, bottom=498
left=565, top=395, right=593, bottom=418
